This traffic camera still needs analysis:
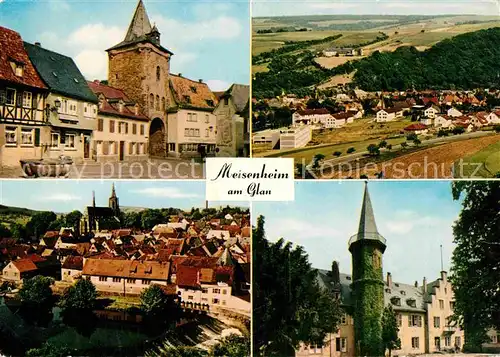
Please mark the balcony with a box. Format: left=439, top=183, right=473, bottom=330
left=348, top=232, right=387, bottom=247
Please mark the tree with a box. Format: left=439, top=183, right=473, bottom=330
left=450, top=181, right=500, bottom=351
left=386, top=144, right=393, bottom=151
left=0, top=224, right=11, bottom=238
left=64, top=210, right=83, bottom=228
left=26, top=343, right=71, bottom=357
left=406, top=132, right=417, bottom=141
left=18, top=275, right=54, bottom=307
left=312, top=154, right=325, bottom=169
left=26, top=211, right=57, bottom=239
left=379, top=140, right=387, bottom=148
left=141, top=209, right=164, bottom=230
left=211, top=334, right=250, bottom=357
left=413, top=138, right=421, bottom=147
left=333, top=151, right=342, bottom=157
left=253, top=216, right=342, bottom=356
left=140, top=285, right=169, bottom=316
left=347, top=147, right=356, bottom=154
left=146, top=345, right=208, bottom=357
left=401, top=142, right=408, bottom=150
left=59, top=278, right=97, bottom=311
left=382, top=305, right=401, bottom=356
left=306, top=98, right=322, bottom=109
left=493, top=125, right=500, bottom=133
left=367, top=144, right=380, bottom=156
left=10, top=222, right=26, bottom=240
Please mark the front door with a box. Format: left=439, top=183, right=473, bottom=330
left=119, top=141, right=125, bottom=161
left=83, top=136, right=90, bottom=159
left=435, top=337, right=441, bottom=350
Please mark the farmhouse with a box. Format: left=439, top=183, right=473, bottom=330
left=471, top=112, right=489, bottom=127
left=323, top=47, right=362, bottom=57
left=404, top=123, right=428, bottom=135
left=486, top=111, right=500, bottom=124
left=292, top=108, right=331, bottom=126
left=424, top=105, right=440, bottom=119
left=375, top=107, right=403, bottom=122
left=434, top=115, right=453, bottom=128
left=447, top=107, right=463, bottom=117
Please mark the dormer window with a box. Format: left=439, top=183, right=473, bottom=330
left=406, top=298, right=416, bottom=308
left=391, top=297, right=401, bottom=306
left=401, top=290, right=406, bottom=295
left=183, top=95, right=191, bottom=104
left=190, top=86, right=197, bottom=93
left=9, top=61, right=24, bottom=77
left=206, top=100, right=214, bottom=107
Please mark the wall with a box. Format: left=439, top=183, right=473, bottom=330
left=2, top=262, right=21, bottom=281
left=93, top=114, right=149, bottom=162
left=169, top=109, right=217, bottom=154
left=86, top=275, right=168, bottom=295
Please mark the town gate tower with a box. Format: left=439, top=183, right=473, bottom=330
left=106, top=0, right=173, bottom=157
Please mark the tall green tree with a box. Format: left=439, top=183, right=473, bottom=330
left=59, top=278, right=97, bottom=311
left=140, top=285, right=170, bottom=316
left=18, top=275, right=54, bottom=307
left=382, top=305, right=401, bottom=356
left=26, top=211, right=57, bottom=239
left=253, top=216, right=342, bottom=356
left=211, top=334, right=250, bottom=357
left=450, top=181, right=500, bottom=351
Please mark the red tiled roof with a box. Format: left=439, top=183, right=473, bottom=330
left=404, top=123, right=428, bottom=131
left=176, top=265, right=200, bottom=288
left=169, top=74, right=218, bottom=110
left=62, top=256, right=83, bottom=270
left=12, top=258, right=38, bottom=273
left=88, top=80, right=149, bottom=121
left=295, top=108, right=330, bottom=116
left=332, top=112, right=352, bottom=120
left=82, top=258, right=170, bottom=280
left=0, top=26, right=46, bottom=89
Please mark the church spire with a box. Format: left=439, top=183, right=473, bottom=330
left=92, top=190, right=96, bottom=208
left=111, top=183, right=117, bottom=198
left=348, top=182, right=386, bottom=252
left=124, top=0, right=152, bottom=42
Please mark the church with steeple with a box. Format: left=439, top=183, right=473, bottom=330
left=106, top=0, right=219, bottom=158
left=295, top=183, right=465, bottom=357
left=80, top=184, right=121, bottom=235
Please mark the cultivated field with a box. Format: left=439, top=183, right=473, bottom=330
left=455, top=139, right=500, bottom=178
left=366, top=135, right=500, bottom=179
left=315, top=56, right=364, bottom=69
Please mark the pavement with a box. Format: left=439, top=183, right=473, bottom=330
left=0, top=158, right=205, bottom=179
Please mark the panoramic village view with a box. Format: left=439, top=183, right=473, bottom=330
left=253, top=180, right=500, bottom=357
left=0, top=0, right=250, bottom=179
left=251, top=3, right=500, bottom=179
left=0, top=181, right=250, bottom=356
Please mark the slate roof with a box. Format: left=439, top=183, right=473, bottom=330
left=317, top=269, right=426, bottom=313
left=169, top=74, right=218, bottom=111
left=0, top=26, right=47, bottom=89
left=106, top=0, right=173, bottom=55
left=24, top=42, right=98, bottom=103
left=220, top=84, right=249, bottom=114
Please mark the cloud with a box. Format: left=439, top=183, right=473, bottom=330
left=206, top=79, right=230, bottom=92
left=131, top=187, right=199, bottom=198
left=74, top=50, right=108, bottom=81
left=67, top=23, right=124, bottom=50
left=269, top=218, right=341, bottom=240
left=152, top=15, right=242, bottom=44
left=39, top=193, right=82, bottom=202
left=384, top=211, right=442, bottom=234
left=48, top=0, right=70, bottom=11
left=170, top=52, right=198, bottom=73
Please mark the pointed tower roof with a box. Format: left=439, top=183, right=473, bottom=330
left=218, top=247, right=235, bottom=267
left=106, top=0, right=173, bottom=54
left=111, top=183, right=117, bottom=198
left=348, top=182, right=386, bottom=252
left=124, top=0, right=152, bottom=42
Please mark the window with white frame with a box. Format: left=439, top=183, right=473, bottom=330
left=5, top=126, right=17, bottom=145
left=60, top=99, right=67, bottom=114
left=22, top=92, right=32, bottom=108
left=184, top=128, right=189, bottom=137
left=65, top=134, right=76, bottom=148
left=15, top=64, right=24, bottom=77
left=205, top=128, right=209, bottom=137
left=187, top=113, right=197, bottom=122
left=194, top=129, right=200, bottom=137
left=20, top=128, right=34, bottom=146
left=6, top=88, right=16, bottom=106
left=51, top=133, right=60, bottom=147
left=212, top=288, right=221, bottom=294
left=68, top=101, right=77, bottom=115
left=189, top=128, right=194, bottom=137
left=341, top=313, right=347, bottom=325
left=412, top=337, right=419, bottom=349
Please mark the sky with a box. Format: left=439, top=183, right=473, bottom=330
left=0, top=0, right=250, bottom=91
left=253, top=180, right=463, bottom=285
left=252, top=0, right=500, bottom=17
left=0, top=180, right=249, bottom=213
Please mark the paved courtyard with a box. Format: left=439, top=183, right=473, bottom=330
left=0, top=158, right=205, bottom=179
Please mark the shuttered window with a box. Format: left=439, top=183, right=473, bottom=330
left=109, top=120, right=115, bottom=133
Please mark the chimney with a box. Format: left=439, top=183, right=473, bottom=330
left=414, top=281, right=418, bottom=288
left=178, top=73, right=182, bottom=77
left=386, top=272, right=392, bottom=287
left=199, top=79, right=203, bottom=83
left=134, top=104, right=139, bottom=116
left=331, top=261, right=340, bottom=285
left=441, top=271, right=447, bottom=283
left=423, top=277, right=427, bottom=293
left=34, top=42, right=41, bottom=47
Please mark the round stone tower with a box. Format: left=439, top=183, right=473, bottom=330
left=348, top=183, right=387, bottom=356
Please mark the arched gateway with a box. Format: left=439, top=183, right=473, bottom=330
left=149, top=117, right=166, bottom=157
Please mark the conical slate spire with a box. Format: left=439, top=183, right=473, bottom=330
left=348, top=182, right=386, bottom=250
left=111, top=183, right=116, bottom=198
left=357, top=182, right=379, bottom=236
left=124, top=0, right=152, bottom=42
